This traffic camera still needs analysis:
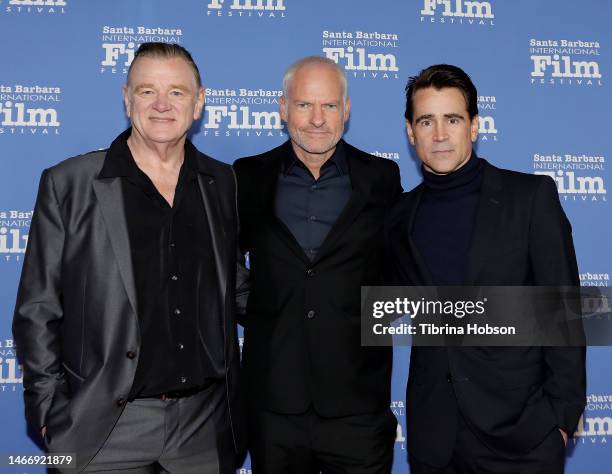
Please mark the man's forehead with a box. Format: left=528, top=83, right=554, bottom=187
left=413, top=87, right=469, bottom=111
left=293, top=65, right=341, bottom=85
left=127, top=56, right=198, bottom=87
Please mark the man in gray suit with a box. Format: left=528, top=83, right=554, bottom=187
left=13, top=42, right=247, bottom=473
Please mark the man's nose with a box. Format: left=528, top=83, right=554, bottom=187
left=433, top=122, right=448, bottom=141
left=153, top=94, right=171, bottom=112
left=310, top=105, right=325, bottom=127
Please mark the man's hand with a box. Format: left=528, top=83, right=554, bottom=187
left=559, top=428, right=568, bottom=446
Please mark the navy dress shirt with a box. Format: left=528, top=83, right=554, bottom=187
left=274, top=141, right=352, bottom=260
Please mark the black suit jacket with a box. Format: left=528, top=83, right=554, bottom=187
left=13, top=141, right=248, bottom=472
left=234, top=140, right=402, bottom=417
left=385, top=160, right=586, bottom=464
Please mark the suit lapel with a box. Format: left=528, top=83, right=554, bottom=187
left=92, top=178, right=138, bottom=316
left=389, top=186, right=434, bottom=285
left=196, top=171, right=228, bottom=301
left=465, top=163, right=503, bottom=284
left=313, top=148, right=372, bottom=263
left=261, top=145, right=312, bottom=265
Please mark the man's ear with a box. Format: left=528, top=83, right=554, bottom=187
left=343, top=96, right=351, bottom=123
left=406, top=120, right=415, bottom=145
left=193, top=86, right=205, bottom=120
left=280, top=95, right=287, bottom=122
left=470, top=114, right=479, bottom=142
left=122, top=85, right=131, bottom=118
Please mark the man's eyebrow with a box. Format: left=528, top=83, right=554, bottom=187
left=133, top=83, right=155, bottom=91
left=414, top=112, right=467, bottom=123
left=414, top=114, right=434, bottom=123
left=169, top=84, right=191, bottom=92
left=444, top=113, right=465, bottom=120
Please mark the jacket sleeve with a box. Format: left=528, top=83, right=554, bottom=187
left=387, top=159, right=404, bottom=203
left=12, top=169, right=66, bottom=431
left=382, top=160, right=404, bottom=284
left=528, top=176, right=586, bottom=436
left=231, top=164, right=250, bottom=325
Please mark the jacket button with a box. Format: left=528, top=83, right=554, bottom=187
left=307, top=310, right=315, bottom=319
left=126, top=351, right=136, bottom=359
left=116, top=398, right=126, bottom=407
left=307, top=268, right=315, bottom=277
left=446, top=374, right=452, bottom=383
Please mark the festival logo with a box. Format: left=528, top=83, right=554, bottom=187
left=419, top=0, right=495, bottom=26
left=0, top=338, right=22, bottom=394
left=391, top=400, right=406, bottom=449
left=206, top=0, right=286, bottom=18
left=371, top=150, right=401, bottom=161
left=322, top=30, right=400, bottom=80
left=580, top=272, right=610, bottom=287
left=574, top=394, right=612, bottom=446
left=0, top=83, right=61, bottom=136
left=100, top=25, right=184, bottom=75
left=202, top=86, right=285, bottom=139
left=530, top=38, right=603, bottom=86
left=533, top=152, right=606, bottom=203
left=0, top=209, right=30, bottom=262
left=477, top=94, right=498, bottom=143
left=3, top=0, right=66, bottom=14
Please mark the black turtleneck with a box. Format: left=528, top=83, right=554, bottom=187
left=412, top=155, right=484, bottom=286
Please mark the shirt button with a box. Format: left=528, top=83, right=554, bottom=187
left=170, top=274, right=178, bottom=281
left=116, top=398, right=126, bottom=407
left=307, top=310, right=315, bottom=319
left=307, top=268, right=315, bottom=277
left=174, top=308, right=181, bottom=315
left=446, top=374, right=452, bottom=383
left=126, top=351, right=136, bottom=359
left=178, top=343, right=184, bottom=350
left=180, top=376, right=187, bottom=384
left=169, top=243, right=176, bottom=248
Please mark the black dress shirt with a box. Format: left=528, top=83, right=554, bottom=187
left=99, top=129, right=223, bottom=398
left=274, top=141, right=352, bottom=260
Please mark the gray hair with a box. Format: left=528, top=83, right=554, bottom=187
left=282, top=56, right=348, bottom=105
left=127, top=42, right=202, bottom=89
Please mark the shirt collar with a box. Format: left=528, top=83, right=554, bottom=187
left=282, top=139, right=348, bottom=176
left=98, top=128, right=198, bottom=179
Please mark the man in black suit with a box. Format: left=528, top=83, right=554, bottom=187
left=234, top=56, right=402, bottom=473
left=13, top=43, right=247, bottom=473
left=385, top=64, right=585, bottom=473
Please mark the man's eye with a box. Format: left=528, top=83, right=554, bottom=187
left=420, top=120, right=431, bottom=127
left=449, top=118, right=459, bottom=124
left=140, top=90, right=154, bottom=95
left=171, top=90, right=184, bottom=97
left=297, top=103, right=310, bottom=109
left=325, top=104, right=338, bottom=110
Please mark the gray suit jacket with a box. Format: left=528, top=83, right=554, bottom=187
left=13, top=141, right=247, bottom=471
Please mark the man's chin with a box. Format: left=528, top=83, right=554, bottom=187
left=293, top=140, right=337, bottom=156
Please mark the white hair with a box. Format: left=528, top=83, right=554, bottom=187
left=282, top=56, right=348, bottom=107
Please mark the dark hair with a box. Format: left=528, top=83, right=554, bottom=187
left=404, top=64, right=477, bottom=122
left=127, top=42, right=202, bottom=88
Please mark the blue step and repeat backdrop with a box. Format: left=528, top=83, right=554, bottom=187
left=0, top=0, right=610, bottom=473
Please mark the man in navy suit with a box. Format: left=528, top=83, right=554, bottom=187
left=385, top=64, right=585, bottom=473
